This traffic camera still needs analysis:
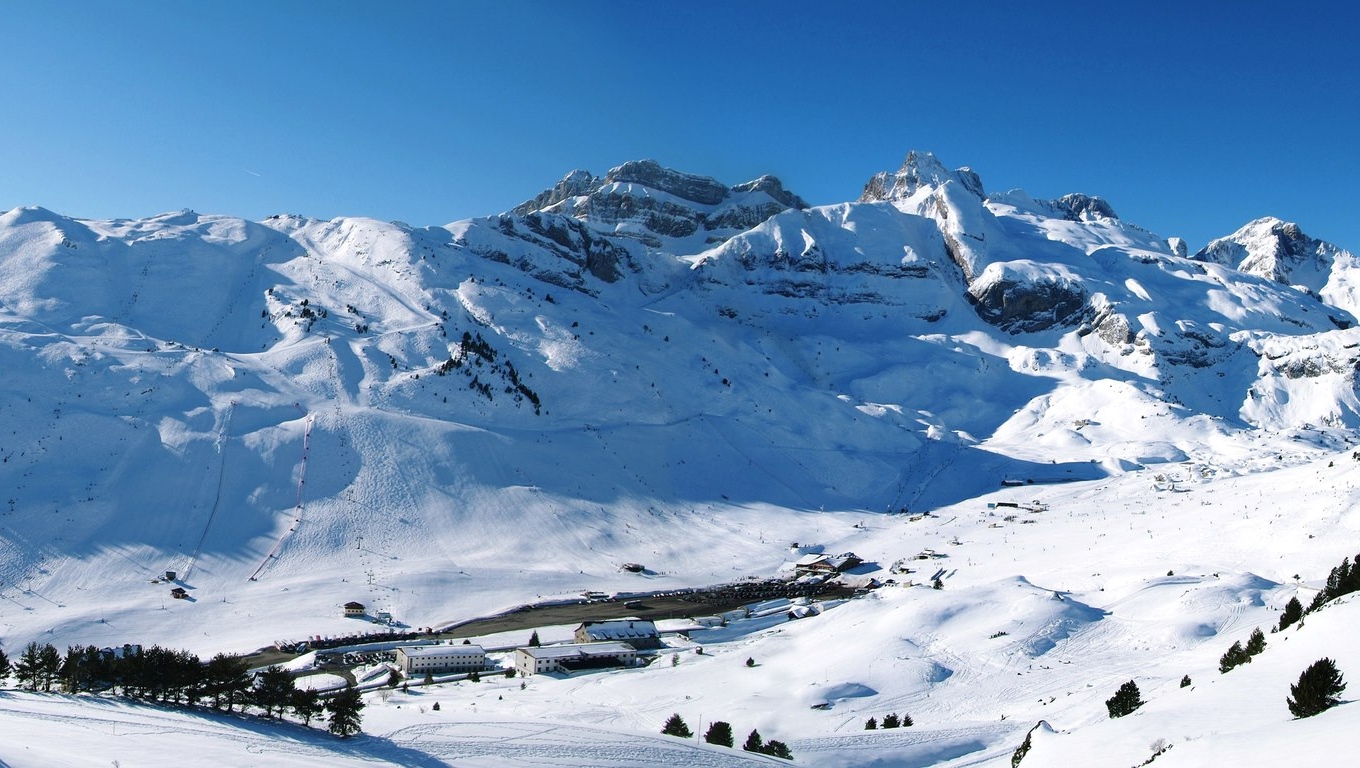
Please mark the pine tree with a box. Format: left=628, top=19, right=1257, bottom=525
left=253, top=666, right=296, bottom=717
left=1218, top=641, right=1250, bottom=673
left=661, top=713, right=692, bottom=738
left=864, top=716, right=877, bottom=730
left=742, top=729, right=764, bottom=753
left=1180, top=674, right=1191, bottom=688
left=37, top=643, right=61, bottom=692
left=703, top=720, right=734, bottom=747
left=290, top=687, right=323, bottom=726
left=763, top=740, right=793, bottom=759
left=1244, top=627, right=1266, bottom=657
left=0, top=644, right=9, bottom=683
left=326, top=682, right=365, bottom=737
left=528, top=631, right=541, bottom=647
left=745, top=657, right=755, bottom=667
left=1287, top=658, right=1346, bottom=718
left=15, top=642, right=42, bottom=691
left=1278, top=596, right=1303, bottom=631
left=901, top=713, right=914, bottom=727
left=1105, top=680, right=1143, bottom=718
left=205, top=653, right=251, bottom=711
left=882, top=713, right=901, bottom=728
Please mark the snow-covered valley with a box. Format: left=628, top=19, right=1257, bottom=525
left=2, top=151, right=1358, bottom=766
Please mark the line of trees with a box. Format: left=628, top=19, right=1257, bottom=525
left=661, top=713, right=792, bottom=760
left=0, top=640, right=363, bottom=737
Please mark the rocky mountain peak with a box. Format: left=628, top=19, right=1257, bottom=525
left=1049, top=193, right=1118, bottom=221
left=602, top=160, right=730, bottom=206
left=1194, top=217, right=1346, bottom=278
left=731, top=174, right=808, bottom=210
left=859, top=150, right=986, bottom=203
left=509, top=169, right=600, bottom=216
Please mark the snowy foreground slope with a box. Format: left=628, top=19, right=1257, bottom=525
left=2, top=151, right=1359, bottom=766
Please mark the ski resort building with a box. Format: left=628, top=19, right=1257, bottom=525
left=514, top=642, right=639, bottom=677
left=395, top=644, right=487, bottom=676
left=794, top=552, right=862, bottom=576
left=574, top=619, right=661, bottom=650
left=343, top=601, right=365, bottom=617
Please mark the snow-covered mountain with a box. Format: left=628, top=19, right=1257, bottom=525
left=2, top=151, right=1359, bottom=767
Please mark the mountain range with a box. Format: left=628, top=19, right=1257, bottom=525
left=2, top=150, right=1358, bottom=767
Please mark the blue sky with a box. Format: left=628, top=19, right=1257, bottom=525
left=2, top=2, right=1356, bottom=251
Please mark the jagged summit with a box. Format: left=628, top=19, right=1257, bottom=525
left=859, top=150, right=986, bottom=202
left=505, top=159, right=806, bottom=251
left=1049, top=193, right=1118, bottom=222
left=1193, top=217, right=1359, bottom=315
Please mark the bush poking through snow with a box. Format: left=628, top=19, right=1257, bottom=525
left=703, top=720, right=734, bottom=747
left=1287, top=658, right=1346, bottom=718
left=1244, top=627, right=1266, bottom=657
left=1105, top=680, right=1143, bottom=718
left=1278, top=596, right=1303, bottom=631
left=1218, top=641, right=1250, bottom=673
left=661, top=713, right=692, bottom=738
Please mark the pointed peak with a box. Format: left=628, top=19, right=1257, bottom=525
left=1049, top=193, right=1118, bottom=222
left=510, top=169, right=601, bottom=216
left=732, top=174, right=808, bottom=210
left=602, top=160, right=730, bottom=206
left=859, top=150, right=985, bottom=202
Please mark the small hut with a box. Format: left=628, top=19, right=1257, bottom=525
left=343, top=601, right=366, bottom=617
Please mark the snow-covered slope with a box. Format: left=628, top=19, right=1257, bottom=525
left=1, top=151, right=1358, bottom=766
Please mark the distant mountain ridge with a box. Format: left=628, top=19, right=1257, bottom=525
left=1, top=149, right=1358, bottom=656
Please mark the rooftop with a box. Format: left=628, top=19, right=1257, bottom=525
left=521, top=642, right=636, bottom=660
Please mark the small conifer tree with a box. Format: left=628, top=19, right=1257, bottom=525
left=742, top=729, right=764, bottom=753
left=902, top=713, right=914, bottom=726
left=1278, top=596, right=1303, bottom=631
left=1244, top=627, right=1266, bottom=657
left=326, top=682, right=365, bottom=738
left=528, top=630, right=541, bottom=647
left=661, top=713, right=692, bottom=738
left=703, top=720, right=734, bottom=747
left=1180, top=674, right=1191, bottom=688
left=1219, top=641, right=1250, bottom=673
left=764, top=740, right=793, bottom=760
left=745, top=657, right=755, bottom=667
left=1287, top=658, right=1346, bottom=718
left=882, top=713, right=901, bottom=728
left=864, top=716, right=877, bottom=730
left=1105, top=680, right=1143, bottom=718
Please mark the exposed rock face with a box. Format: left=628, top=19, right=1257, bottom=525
left=1193, top=217, right=1341, bottom=285
left=732, top=175, right=808, bottom=210
left=510, top=160, right=806, bottom=248
left=966, top=266, right=1088, bottom=333
left=604, top=160, right=730, bottom=205
left=1049, top=193, right=1118, bottom=221
left=859, top=150, right=985, bottom=202
left=509, top=170, right=597, bottom=217
left=1167, top=237, right=1188, bottom=258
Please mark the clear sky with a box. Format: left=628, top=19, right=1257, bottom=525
left=1, top=1, right=1356, bottom=251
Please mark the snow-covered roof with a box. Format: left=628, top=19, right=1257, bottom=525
left=578, top=619, right=658, bottom=640
left=399, top=644, right=485, bottom=658
left=520, top=642, right=637, bottom=660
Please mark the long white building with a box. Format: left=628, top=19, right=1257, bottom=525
left=395, top=644, right=487, bottom=676
left=515, top=642, right=639, bottom=677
